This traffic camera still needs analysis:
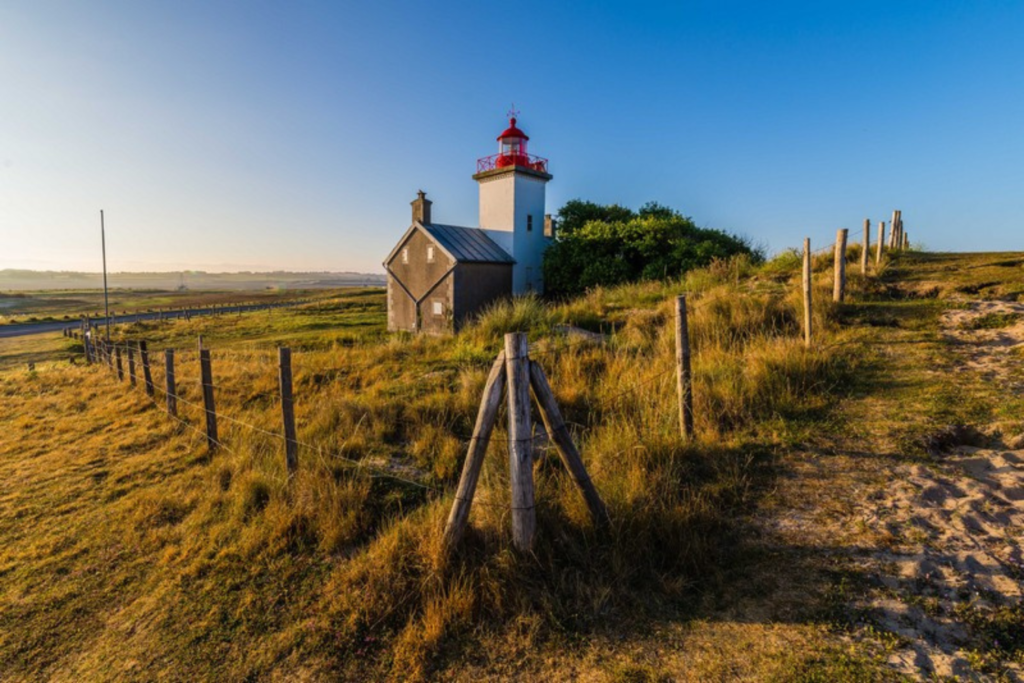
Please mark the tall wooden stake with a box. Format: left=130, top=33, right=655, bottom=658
left=674, top=295, right=694, bottom=441
left=833, top=228, right=848, bottom=303
left=139, top=341, right=154, bottom=397
left=127, top=345, right=137, bottom=386
left=165, top=349, right=177, bottom=417
left=200, top=349, right=219, bottom=451
left=529, top=361, right=610, bottom=528
left=115, top=346, right=124, bottom=381
left=876, top=221, right=885, bottom=263
left=505, top=332, right=535, bottom=551
left=278, top=347, right=298, bottom=474
left=861, top=218, right=870, bottom=274
left=443, top=352, right=507, bottom=551
left=803, top=238, right=813, bottom=347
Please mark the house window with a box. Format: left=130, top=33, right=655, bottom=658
left=401, top=248, right=409, bottom=264
left=527, top=214, right=533, bottom=232
left=427, top=246, right=435, bottom=263
left=432, top=301, right=444, bottom=316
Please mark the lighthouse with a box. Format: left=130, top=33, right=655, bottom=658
left=473, top=116, right=553, bottom=294
left=384, top=113, right=555, bottom=333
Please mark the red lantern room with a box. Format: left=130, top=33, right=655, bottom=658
left=476, top=117, right=549, bottom=174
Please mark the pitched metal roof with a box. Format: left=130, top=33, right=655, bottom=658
left=420, top=223, right=514, bottom=264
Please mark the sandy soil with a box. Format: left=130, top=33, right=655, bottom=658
left=852, top=300, right=1024, bottom=679
left=942, top=299, right=1024, bottom=389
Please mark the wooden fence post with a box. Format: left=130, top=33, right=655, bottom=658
left=674, top=295, right=694, bottom=441
left=803, top=238, right=812, bottom=347
left=505, top=332, right=535, bottom=551
left=876, top=221, right=885, bottom=263
left=529, top=360, right=610, bottom=528
left=139, top=341, right=154, bottom=397
left=278, top=347, right=298, bottom=474
left=200, top=349, right=219, bottom=451
left=833, top=228, right=848, bottom=303
left=115, top=346, right=124, bottom=381
left=165, top=349, right=177, bottom=417
left=127, top=345, right=137, bottom=386
left=443, top=352, right=507, bottom=551
left=903, top=231, right=909, bottom=250
left=861, top=218, right=870, bottom=274
left=83, top=334, right=92, bottom=365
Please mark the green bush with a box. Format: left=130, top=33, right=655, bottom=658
left=544, top=200, right=759, bottom=296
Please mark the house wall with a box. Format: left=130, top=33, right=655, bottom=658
left=452, top=263, right=513, bottom=330
left=386, top=228, right=456, bottom=333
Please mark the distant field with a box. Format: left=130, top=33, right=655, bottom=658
left=0, top=288, right=384, bottom=370
left=0, top=268, right=385, bottom=292
left=0, top=287, right=368, bottom=325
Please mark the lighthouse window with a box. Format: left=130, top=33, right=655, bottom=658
left=401, top=248, right=409, bottom=264
left=432, top=301, right=444, bottom=316
left=427, top=246, right=435, bottom=263
left=527, top=215, right=533, bottom=232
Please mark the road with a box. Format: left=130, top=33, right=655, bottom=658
left=0, top=301, right=305, bottom=339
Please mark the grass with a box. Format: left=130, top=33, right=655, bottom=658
left=2, top=250, right=1022, bottom=680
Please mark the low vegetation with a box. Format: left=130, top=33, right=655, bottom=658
left=2, top=249, right=1022, bottom=680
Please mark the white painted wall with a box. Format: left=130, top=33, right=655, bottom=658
left=478, top=171, right=551, bottom=294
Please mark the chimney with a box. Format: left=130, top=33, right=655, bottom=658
left=411, top=190, right=432, bottom=225
left=544, top=213, right=555, bottom=238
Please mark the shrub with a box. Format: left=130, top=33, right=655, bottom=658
left=543, top=201, right=759, bottom=296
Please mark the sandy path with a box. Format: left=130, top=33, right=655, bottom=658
left=849, top=300, right=1024, bottom=679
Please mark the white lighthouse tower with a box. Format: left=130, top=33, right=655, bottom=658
left=473, top=115, right=553, bottom=294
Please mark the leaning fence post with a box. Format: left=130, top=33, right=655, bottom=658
left=443, top=352, right=507, bottom=551
left=165, top=349, right=177, bottom=417
left=674, top=295, right=695, bottom=441
left=127, top=344, right=137, bottom=387
left=278, top=348, right=298, bottom=474
left=861, top=218, right=870, bottom=274
left=833, top=228, right=848, bottom=303
left=200, top=349, right=219, bottom=451
left=139, top=341, right=154, bottom=397
left=803, top=238, right=813, bottom=347
left=115, top=346, right=124, bottom=381
left=505, top=332, right=536, bottom=551
left=529, top=360, right=610, bottom=528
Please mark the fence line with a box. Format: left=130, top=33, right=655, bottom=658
left=27, top=212, right=914, bottom=543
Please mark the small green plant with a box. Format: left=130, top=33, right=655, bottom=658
left=960, top=312, right=1022, bottom=330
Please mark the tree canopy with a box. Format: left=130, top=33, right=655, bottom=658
left=543, top=200, right=758, bottom=296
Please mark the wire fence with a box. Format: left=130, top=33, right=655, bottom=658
left=18, top=228, right=915, bottom=519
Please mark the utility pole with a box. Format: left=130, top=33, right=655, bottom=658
left=101, top=210, right=111, bottom=341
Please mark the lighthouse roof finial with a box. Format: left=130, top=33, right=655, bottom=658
left=497, top=106, right=528, bottom=141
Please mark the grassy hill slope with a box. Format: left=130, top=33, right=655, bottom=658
left=1, top=251, right=1022, bottom=681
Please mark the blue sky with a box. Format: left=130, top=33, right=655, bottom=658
left=2, top=1, right=1022, bottom=273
